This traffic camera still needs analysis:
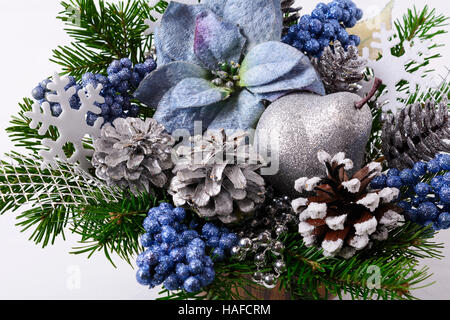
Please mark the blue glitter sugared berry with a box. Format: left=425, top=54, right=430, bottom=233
left=183, top=276, right=202, bottom=293
left=370, top=175, right=387, bottom=189
left=31, top=57, right=156, bottom=126
left=390, top=154, right=450, bottom=230
left=282, top=0, right=363, bottom=56
left=438, top=185, right=450, bottom=204
left=136, top=203, right=239, bottom=292
left=438, top=212, right=450, bottom=229
left=386, top=176, right=403, bottom=188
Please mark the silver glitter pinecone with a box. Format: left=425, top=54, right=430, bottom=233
left=169, top=129, right=266, bottom=224
left=312, top=41, right=367, bottom=94
left=382, top=100, right=450, bottom=169
left=92, top=117, right=175, bottom=194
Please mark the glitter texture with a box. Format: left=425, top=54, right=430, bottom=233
left=255, top=92, right=372, bottom=195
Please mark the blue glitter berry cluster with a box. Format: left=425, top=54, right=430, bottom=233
left=31, top=58, right=156, bottom=126
left=370, top=154, right=450, bottom=230
left=282, top=0, right=363, bottom=56
left=136, top=203, right=239, bottom=293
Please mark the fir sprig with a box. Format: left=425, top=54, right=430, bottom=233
left=51, top=0, right=154, bottom=79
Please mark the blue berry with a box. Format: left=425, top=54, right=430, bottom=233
left=417, top=202, right=439, bottom=221
left=386, top=176, right=403, bottom=188
left=370, top=175, right=387, bottom=189
left=161, top=226, right=177, bottom=244
left=304, top=39, right=321, bottom=54
left=431, top=177, right=445, bottom=190
left=140, top=233, right=153, bottom=247
left=337, top=28, right=349, bottom=43
left=439, top=185, right=450, bottom=204
left=397, top=200, right=411, bottom=211
left=188, top=259, right=204, bottom=274
left=427, top=159, right=441, bottom=173
left=311, top=8, right=326, bottom=21
left=355, top=8, right=363, bottom=20
left=326, top=5, right=343, bottom=20
left=136, top=269, right=151, bottom=286
left=143, top=217, right=160, bottom=234
left=176, top=263, right=190, bottom=281
left=206, top=236, right=220, bottom=248
left=414, top=183, right=430, bottom=197
left=438, top=212, right=450, bottom=229
left=172, top=207, right=186, bottom=221
left=212, top=247, right=225, bottom=262
left=136, top=204, right=238, bottom=291
left=169, top=247, right=186, bottom=263
left=322, top=23, right=336, bottom=38
left=438, top=154, right=450, bottom=170
left=184, top=276, right=202, bottom=293
left=309, top=19, right=323, bottom=34
left=202, top=223, right=220, bottom=239
left=349, top=34, right=360, bottom=46
left=400, top=169, right=417, bottom=185
left=157, top=211, right=175, bottom=226
left=163, top=274, right=180, bottom=291
left=299, top=15, right=312, bottom=30
left=120, top=58, right=133, bottom=69
left=387, top=168, right=400, bottom=177
left=32, top=86, right=45, bottom=100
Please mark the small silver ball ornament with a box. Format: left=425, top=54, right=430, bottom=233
left=255, top=92, right=372, bottom=195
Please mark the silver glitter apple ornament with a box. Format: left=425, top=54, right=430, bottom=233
left=255, top=79, right=382, bottom=195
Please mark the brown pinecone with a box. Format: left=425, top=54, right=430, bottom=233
left=282, top=0, right=302, bottom=35
left=381, top=99, right=450, bottom=169
left=292, top=151, right=404, bottom=258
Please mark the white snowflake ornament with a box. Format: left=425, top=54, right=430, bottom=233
left=25, top=73, right=104, bottom=171
left=361, top=24, right=432, bottom=113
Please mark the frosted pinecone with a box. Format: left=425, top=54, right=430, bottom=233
left=312, top=41, right=367, bottom=94
left=282, top=0, right=302, bottom=35
left=92, top=117, right=175, bottom=194
left=169, top=129, right=266, bottom=224
left=382, top=99, right=450, bottom=169
left=292, top=151, right=404, bottom=258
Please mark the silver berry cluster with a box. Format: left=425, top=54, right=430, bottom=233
left=232, top=232, right=286, bottom=289
left=231, top=193, right=298, bottom=288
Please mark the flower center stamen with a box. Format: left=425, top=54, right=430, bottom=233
left=211, top=61, right=241, bottom=92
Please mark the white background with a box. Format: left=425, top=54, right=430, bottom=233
left=0, top=0, right=449, bottom=300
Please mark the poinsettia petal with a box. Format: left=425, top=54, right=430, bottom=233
left=154, top=27, right=174, bottom=66
left=223, top=0, right=282, bottom=52
left=239, top=41, right=304, bottom=87
left=194, top=9, right=246, bottom=70
left=157, top=1, right=206, bottom=64
left=134, top=61, right=208, bottom=108
left=164, top=77, right=231, bottom=109
left=208, top=89, right=265, bottom=132
left=153, top=87, right=224, bottom=135
left=203, top=0, right=226, bottom=16
left=247, top=62, right=326, bottom=96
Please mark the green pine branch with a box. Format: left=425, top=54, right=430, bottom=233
left=51, top=0, right=159, bottom=79
left=69, top=190, right=168, bottom=266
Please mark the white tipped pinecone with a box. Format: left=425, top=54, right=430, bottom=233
left=382, top=99, right=450, bottom=169
left=312, top=41, right=367, bottom=94
left=92, top=117, right=175, bottom=194
left=169, top=129, right=266, bottom=224
left=292, top=151, right=404, bottom=259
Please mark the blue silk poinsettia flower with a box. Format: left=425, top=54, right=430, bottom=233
left=135, top=0, right=325, bottom=134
